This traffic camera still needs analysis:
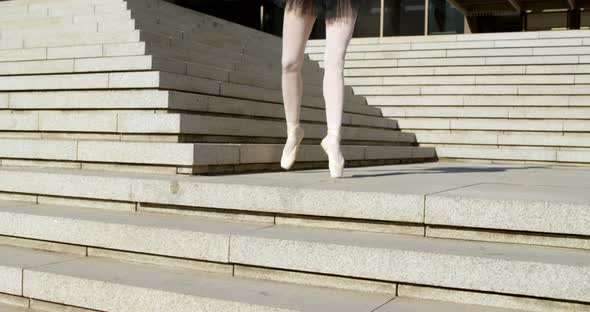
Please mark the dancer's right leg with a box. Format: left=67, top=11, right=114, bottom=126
left=280, top=7, right=316, bottom=169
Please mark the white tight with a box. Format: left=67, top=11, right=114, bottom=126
left=280, top=7, right=358, bottom=135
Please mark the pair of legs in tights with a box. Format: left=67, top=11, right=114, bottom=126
left=280, top=6, right=357, bottom=177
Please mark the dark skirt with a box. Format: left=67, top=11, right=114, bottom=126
left=272, top=0, right=368, bottom=22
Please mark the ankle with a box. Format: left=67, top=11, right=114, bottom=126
left=286, top=121, right=299, bottom=130
left=325, top=127, right=341, bottom=142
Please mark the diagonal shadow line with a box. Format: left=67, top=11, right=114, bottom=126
left=347, top=166, right=545, bottom=179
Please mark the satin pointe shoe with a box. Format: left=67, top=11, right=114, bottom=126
left=320, top=128, right=345, bottom=178
left=280, top=124, right=305, bottom=170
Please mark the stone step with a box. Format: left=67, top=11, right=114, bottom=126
left=352, top=84, right=590, bottom=96
left=0, top=71, right=374, bottom=115
left=0, top=163, right=587, bottom=240
left=393, top=118, right=587, bottom=132
left=1, top=19, right=137, bottom=39
left=0, top=139, right=427, bottom=173
left=413, top=131, right=590, bottom=148
left=0, top=54, right=332, bottom=99
left=346, top=74, right=590, bottom=86
left=0, top=41, right=144, bottom=61
left=0, top=109, right=406, bottom=140
left=0, top=201, right=587, bottom=304
left=306, top=29, right=590, bottom=46
left=365, top=94, right=590, bottom=107
left=0, top=44, right=146, bottom=62
left=346, top=64, right=590, bottom=76
left=1, top=90, right=386, bottom=129
left=309, top=46, right=590, bottom=61
left=381, top=106, right=590, bottom=119
left=433, top=145, right=590, bottom=164
left=0, top=111, right=407, bottom=141
left=0, top=0, right=122, bottom=6
left=0, top=15, right=132, bottom=31
left=0, top=29, right=140, bottom=49
left=0, top=23, right=102, bottom=39
left=319, top=55, right=590, bottom=69
left=308, top=38, right=590, bottom=54
left=0, top=2, right=128, bottom=19
left=126, top=0, right=278, bottom=44
left=0, top=42, right=268, bottom=77
left=0, top=303, right=33, bottom=312
left=129, top=8, right=282, bottom=54
left=0, top=10, right=131, bottom=27
left=0, top=245, right=528, bottom=312
left=146, top=36, right=328, bottom=96
left=306, top=30, right=590, bottom=49
left=136, top=30, right=258, bottom=65
left=137, top=30, right=320, bottom=76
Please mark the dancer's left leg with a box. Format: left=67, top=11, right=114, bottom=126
left=321, top=10, right=358, bottom=177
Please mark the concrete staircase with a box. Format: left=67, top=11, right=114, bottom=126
left=0, top=163, right=588, bottom=311
left=0, top=0, right=588, bottom=311
left=306, top=31, right=590, bottom=166
left=0, top=0, right=436, bottom=176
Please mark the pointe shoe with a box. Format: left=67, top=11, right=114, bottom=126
left=280, top=125, right=305, bottom=170
left=320, top=130, right=345, bottom=178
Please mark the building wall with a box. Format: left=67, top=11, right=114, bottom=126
left=169, top=0, right=588, bottom=39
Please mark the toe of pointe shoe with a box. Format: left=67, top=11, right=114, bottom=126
left=328, top=159, right=345, bottom=178
left=280, top=128, right=304, bottom=170
left=320, top=137, right=345, bottom=178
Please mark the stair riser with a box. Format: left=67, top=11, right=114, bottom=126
left=0, top=112, right=405, bottom=142
left=413, top=131, right=590, bottom=148
left=319, top=55, right=590, bottom=68
left=306, top=29, right=590, bottom=46
left=307, top=37, right=590, bottom=53
left=0, top=90, right=391, bottom=129
left=0, top=30, right=141, bottom=49
left=365, top=95, right=590, bottom=107
left=0, top=2, right=128, bottom=19
left=382, top=107, right=590, bottom=119
left=130, top=12, right=282, bottom=57
left=309, top=46, right=590, bottom=61
left=353, top=85, right=590, bottom=96
left=344, top=64, right=590, bottom=76
left=433, top=146, right=590, bottom=164
left=0, top=154, right=433, bottom=176
left=346, top=75, right=589, bottom=86
left=392, top=118, right=588, bottom=132
left=0, top=141, right=421, bottom=166
left=0, top=72, right=374, bottom=115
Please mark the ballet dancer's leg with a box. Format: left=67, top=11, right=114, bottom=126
left=321, top=11, right=358, bottom=177
left=280, top=7, right=316, bottom=169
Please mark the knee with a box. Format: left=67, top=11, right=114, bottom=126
left=323, top=53, right=346, bottom=71
left=282, top=56, right=304, bottom=73
left=324, top=47, right=347, bottom=67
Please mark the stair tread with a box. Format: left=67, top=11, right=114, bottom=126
left=0, top=303, right=36, bottom=312
left=0, top=162, right=587, bottom=236
left=0, top=244, right=525, bottom=312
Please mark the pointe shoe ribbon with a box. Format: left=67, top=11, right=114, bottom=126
left=320, top=129, right=345, bottom=178
left=280, top=125, right=305, bottom=170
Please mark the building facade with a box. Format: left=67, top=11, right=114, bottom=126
left=171, top=0, right=590, bottom=39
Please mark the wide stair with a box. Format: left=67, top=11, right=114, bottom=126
left=0, top=0, right=435, bottom=176
left=0, top=162, right=588, bottom=311
left=306, top=30, right=590, bottom=165
left=0, top=0, right=588, bottom=311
